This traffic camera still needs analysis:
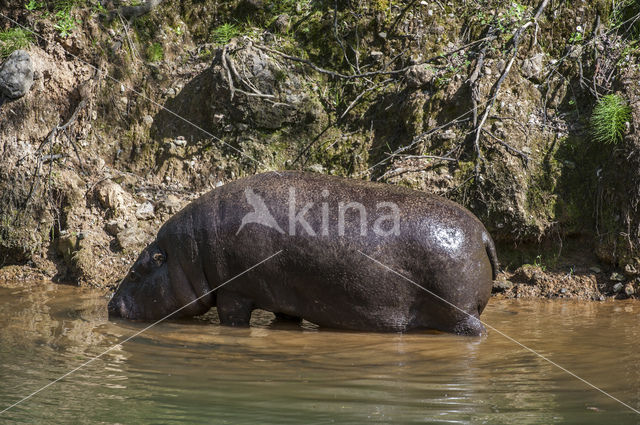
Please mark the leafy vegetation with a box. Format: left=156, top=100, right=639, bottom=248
left=51, top=0, right=84, bottom=37
left=24, top=0, right=44, bottom=11
left=0, top=27, right=35, bottom=58
left=211, top=23, right=239, bottom=45
left=145, top=42, right=164, bottom=62
left=590, top=94, right=632, bottom=144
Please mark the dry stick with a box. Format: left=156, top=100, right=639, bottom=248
left=221, top=45, right=236, bottom=100
left=469, top=30, right=497, bottom=128
left=118, top=14, right=141, bottom=63
left=482, top=128, right=529, bottom=165
left=293, top=78, right=395, bottom=166
left=388, top=0, right=420, bottom=34
left=369, top=7, right=640, bottom=178
left=222, top=45, right=290, bottom=106
left=364, top=117, right=471, bottom=178
left=23, top=81, right=92, bottom=209
left=472, top=0, right=550, bottom=170
left=396, top=154, right=458, bottom=161
left=255, top=44, right=411, bottom=80
left=333, top=0, right=355, bottom=72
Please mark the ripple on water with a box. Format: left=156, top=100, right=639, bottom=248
left=0, top=284, right=638, bottom=424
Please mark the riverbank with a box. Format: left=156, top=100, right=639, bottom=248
left=1, top=1, right=640, bottom=292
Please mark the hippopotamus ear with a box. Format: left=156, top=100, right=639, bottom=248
left=153, top=252, right=166, bottom=265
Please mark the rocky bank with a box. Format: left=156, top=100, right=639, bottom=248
left=0, top=0, right=639, bottom=300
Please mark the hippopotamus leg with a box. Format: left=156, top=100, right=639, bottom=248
left=452, top=315, right=486, bottom=336
left=274, top=312, right=302, bottom=322
left=216, top=289, right=254, bottom=326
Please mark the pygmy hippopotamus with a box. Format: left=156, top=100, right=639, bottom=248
left=108, top=171, right=498, bottom=335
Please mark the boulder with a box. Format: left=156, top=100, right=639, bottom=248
left=405, top=64, right=435, bottom=89
left=95, top=180, right=134, bottom=215
left=0, top=50, right=34, bottom=99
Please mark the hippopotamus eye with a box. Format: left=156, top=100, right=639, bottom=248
left=129, top=269, right=139, bottom=281
left=153, top=252, right=165, bottom=265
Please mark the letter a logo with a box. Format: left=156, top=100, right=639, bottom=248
left=236, top=188, right=285, bottom=235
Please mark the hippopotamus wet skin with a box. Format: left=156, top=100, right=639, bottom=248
left=108, top=171, right=498, bottom=336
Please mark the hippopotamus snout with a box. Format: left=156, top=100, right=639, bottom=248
left=108, top=293, right=126, bottom=318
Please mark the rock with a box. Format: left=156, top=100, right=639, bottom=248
left=158, top=194, right=183, bottom=214
left=405, top=64, right=435, bottom=88
left=56, top=234, right=79, bottom=264
left=174, top=136, right=187, bottom=146
left=624, top=283, right=635, bottom=296
left=95, top=180, right=134, bottom=214
left=116, top=226, right=149, bottom=252
left=0, top=50, right=34, bottom=99
left=273, top=14, right=291, bottom=33
left=142, top=115, right=154, bottom=126
left=438, top=129, right=456, bottom=141
left=624, top=263, right=638, bottom=276
left=589, top=266, right=602, bottom=273
left=152, top=38, right=328, bottom=140
left=521, top=53, right=544, bottom=82
left=492, top=279, right=513, bottom=292
left=371, top=51, right=384, bottom=60
left=613, top=282, right=624, bottom=293
left=306, top=163, right=325, bottom=174
left=513, top=264, right=545, bottom=284
left=135, top=202, right=155, bottom=220
left=105, top=219, right=126, bottom=236
left=609, top=272, right=626, bottom=282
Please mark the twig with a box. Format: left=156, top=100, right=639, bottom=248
left=396, top=154, right=458, bottom=161
left=471, top=0, right=549, bottom=168
left=255, top=44, right=411, bottom=80
left=482, top=128, right=530, bottom=165
left=294, top=78, right=395, bottom=165
left=117, top=14, right=141, bottom=62
left=23, top=81, right=91, bottom=208
left=389, top=0, right=420, bottom=34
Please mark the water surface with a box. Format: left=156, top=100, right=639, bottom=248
left=1, top=283, right=639, bottom=424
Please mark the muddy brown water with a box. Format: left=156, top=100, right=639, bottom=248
left=0, top=283, right=639, bottom=424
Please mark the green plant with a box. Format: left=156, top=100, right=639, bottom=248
left=568, top=31, right=583, bottom=43
left=590, top=94, right=632, bottom=144
left=533, top=254, right=546, bottom=271
left=25, top=0, right=44, bottom=10
left=211, top=23, right=239, bottom=45
left=0, top=27, right=35, bottom=58
left=146, top=42, right=163, bottom=62
left=54, top=13, right=78, bottom=37
left=52, top=0, right=84, bottom=37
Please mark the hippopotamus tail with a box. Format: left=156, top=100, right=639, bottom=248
left=482, top=231, right=499, bottom=280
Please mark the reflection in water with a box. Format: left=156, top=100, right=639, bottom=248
left=0, top=284, right=639, bottom=424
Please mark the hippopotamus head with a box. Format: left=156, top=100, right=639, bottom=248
left=108, top=241, right=175, bottom=320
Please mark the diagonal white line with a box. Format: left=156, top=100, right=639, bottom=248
left=0, top=12, right=280, bottom=175
left=357, top=249, right=640, bottom=416
left=0, top=249, right=283, bottom=415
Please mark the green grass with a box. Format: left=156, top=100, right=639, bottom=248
left=590, top=94, right=632, bottom=144
left=52, top=0, right=84, bottom=37
left=0, top=27, right=35, bottom=58
left=146, top=42, right=163, bottom=62
left=211, top=23, right=239, bottom=45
